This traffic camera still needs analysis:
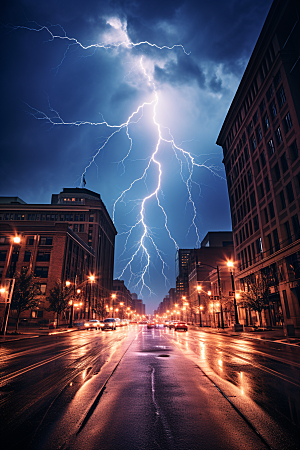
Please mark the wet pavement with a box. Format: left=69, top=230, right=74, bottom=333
left=1, top=324, right=299, bottom=450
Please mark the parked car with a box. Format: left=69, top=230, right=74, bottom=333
left=174, top=322, right=188, bottom=331
left=103, top=318, right=116, bottom=330
left=147, top=322, right=156, bottom=329
left=84, top=319, right=101, bottom=330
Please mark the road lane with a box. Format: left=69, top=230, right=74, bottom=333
left=54, top=327, right=271, bottom=450
left=0, top=326, right=135, bottom=450
left=165, top=327, right=300, bottom=450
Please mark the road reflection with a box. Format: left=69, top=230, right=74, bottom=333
left=163, top=326, right=300, bottom=438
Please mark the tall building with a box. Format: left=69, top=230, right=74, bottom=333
left=187, top=232, right=234, bottom=327
left=0, top=188, right=117, bottom=326
left=175, top=249, right=192, bottom=301
left=217, top=0, right=300, bottom=332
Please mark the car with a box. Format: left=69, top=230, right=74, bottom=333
left=168, top=321, right=179, bottom=329
left=147, top=322, right=156, bottom=329
left=174, top=322, right=188, bottom=331
left=115, top=318, right=122, bottom=327
left=84, top=319, right=101, bottom=330
left=103, top=318, right=116, bottom=330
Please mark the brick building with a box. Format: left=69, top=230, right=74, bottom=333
left=0, top=188, right=117, bottom=326
left=217, top=0, right=300, bottom=332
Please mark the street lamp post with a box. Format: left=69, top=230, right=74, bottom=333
left=1, top=235, right=21, bottom=335
left=111, top=294, right=116, bottom=318
left=227, top=261, right=239, bottom=325
left=197, top=285, right=202, bottom=327
left=88, top=275, right=95, bottom=320
left=227, top=261, right=243, bottom=331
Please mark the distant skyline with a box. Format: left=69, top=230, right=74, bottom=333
left=0, top=0, right=273, bottom=313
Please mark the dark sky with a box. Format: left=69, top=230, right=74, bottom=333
left=0, top=0, right=273, bottom=313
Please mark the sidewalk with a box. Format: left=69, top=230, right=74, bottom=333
left=0, top=324, right=77, bottom=342
left=192, top=324, right=300, bottom=345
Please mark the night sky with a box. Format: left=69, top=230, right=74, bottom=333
left=0, top=0, right=273, bottom=313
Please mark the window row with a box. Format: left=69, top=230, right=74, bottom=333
left=0, top=212, right=87, bottom=222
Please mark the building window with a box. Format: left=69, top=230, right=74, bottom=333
left=264, top=176, right=270, bottom=193
left=244, top=145, right=249, bottom=162
left=251, top=135, right=257, bottom=153
left=23, top=251, right=31, bottom=262
left=276, top=85, right=286, bottom=109
left=73, top=224, right=78, bottom=232
left=258, top=183, right=264, bottom=200
left=269, top=100, right=277, bottom=120
left=253, top=215, right=259, bottom=231
left=267, top=234, right=273, bottom=254
left=259, top=99, right=266, bottom=114
left=275, top=127, right=283, bottom=145
left=264, top=208, right=269, bottom=224
left=279, top=190, right=286, bottom=210
left=266, top=84, right=274, bottom=102
left=0, top=251, right=7, bottom=262
left=250, top=191, right=256, bottom=208
left=284, top=221, right=292, bottom=244
left=273, top=163, right=281, bottom=182
left=280, top=153, right=288, bottom=173
left=255, top=158, right=261, bottom=175
left=247, top=121, right=253, bottom=136
left=39, top=237, right=53, bottom=246
left=263, top=113, right=270, bottom=132
left=268, top=201, right=275, bottom=219
left=36, top=251, right=51, bottom=262
left=247, top=168, right=253, bottom=184
left=79, top=224, right=85, bottom=232
left=38, top=284, right=47, bottom=295
left=286, top=181, right=295, bottom=204
left=292, top=214, right=300, bottom=239
left=267, top=139, right=275, bottom=157
left=289, top=140, right=298, bottom=162
left=34, top=267, right=49, bottom=278
left=274, top=69, right=281, bottom=88
left=249, top=219, right=253, bottom=235
left=283, top=112, right=292, bottom=133
left=260, top=150, right=266, bottom=167
left=273, top=229, right=280, bottom=251
left=27, top=236, right=34, bottom=246
left=256, top=125, right=262, bottom=143
left=256, top=237, right=263, bottom=254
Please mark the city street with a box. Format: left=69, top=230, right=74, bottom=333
left=0, top=325, right=299, bottom=450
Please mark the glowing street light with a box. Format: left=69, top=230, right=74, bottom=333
left=111, top=293, right=116, bottom=318
left=227, top=260, right=239, bottom=325
left=197, top=285, right=202, bottom=327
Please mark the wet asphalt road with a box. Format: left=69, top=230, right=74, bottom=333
left=0, top=325, right=299, bottom=450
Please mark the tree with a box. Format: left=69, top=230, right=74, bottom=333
left=239, top=272, right=271, bottom=327
left=11, top=268, right=40, bottom=331
left=47, top=280, right=73, bottom=327
left=94, top=296, right=108, bottom=320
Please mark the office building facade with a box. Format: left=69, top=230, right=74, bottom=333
left=217, top=0, right=300, bottom=331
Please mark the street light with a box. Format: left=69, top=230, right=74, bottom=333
left=227, top=261, right=239, bottom=326
left=111, top=293, right=116, bottom=318
left=87, top=275, right=95, bottom=320
left=197, top=285, right=202, bottom=327
left=1, top=235, right=21, bottom=335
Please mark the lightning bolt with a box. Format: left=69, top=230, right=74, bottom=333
left=5, top=21, right=224, bottom=298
